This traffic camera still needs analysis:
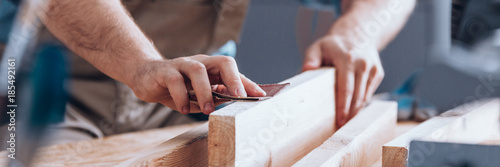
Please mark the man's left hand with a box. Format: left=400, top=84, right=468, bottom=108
left=302, top=34, right=384, bottom=128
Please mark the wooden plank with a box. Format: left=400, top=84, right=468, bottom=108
left=293, top=101, right=397, bottom=167
left=209, top=68, right=336, bottom=166
left=382, top=98, right=500, bottom=167
left=23, top=122, right=203, bottom=167
left=118, top=122, right=208, bottom=167
left=370, top=121, right=421, bottom=167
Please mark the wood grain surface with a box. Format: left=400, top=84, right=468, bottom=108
left=294, top=101, right=397, bottom=167
left=27, top=122, right=203, bottom=167
left=209, top=68, right=336, bottom=166
left=382, top=98, right=500, bottom=167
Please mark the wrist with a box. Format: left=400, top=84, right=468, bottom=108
left=123, top=55, right=164, bottom=90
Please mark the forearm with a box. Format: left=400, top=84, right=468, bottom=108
left=330, top=0, right=416, bottom=51
left=41, top=0, right=162, bottom=85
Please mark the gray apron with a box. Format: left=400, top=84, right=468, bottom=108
left=40, top=0, right=250, bottom=145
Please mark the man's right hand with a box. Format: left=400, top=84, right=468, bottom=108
left=40, top=0, right=265, bottom=115
left=129, top=55, right=266, bottom=115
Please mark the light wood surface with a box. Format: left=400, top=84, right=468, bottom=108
left=293, top=101, right=397, bottom=167
left=118, top=122, right=208, bottom=167
left=0, top=114, right=422, bottom=167
left=370, top=121, right=420, bottom=167
left=382, top=98, right=500, bottom=167
left=209, top=68, right=336, bottom=166
left=27, top=122, right=203, bottom=167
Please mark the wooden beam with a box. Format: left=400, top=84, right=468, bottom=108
left=209, top=68, right=336, bottom=166
left=293, top=101, right=397, bottom=167
left=382, top=98, right=500, bottom=167
left=26, top=122, right=202, bottom=166
left=118, top=122, right=209, bottom=166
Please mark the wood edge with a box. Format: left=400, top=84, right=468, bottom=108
left=211, top=68, right=335, bottom=117
left=117, top=123, right=208, bottom=167
left=293, top=101, right=396, bottom=167
left=208, top=115, right=236, bottom=166
left=382, top=98, right=500, bottom=167
left=383, top=98, right=493, bottom=147
left=325, top=101, right=397, bottom=167
left=382, top=146, right=408, bottom=167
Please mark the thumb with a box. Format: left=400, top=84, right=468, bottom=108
left=302, top=43, right=322, bottom=72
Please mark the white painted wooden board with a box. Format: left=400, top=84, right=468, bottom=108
left=382, top=98, right=500, bottom=167
left=209, top=68, right=336, bottom=166
left=294, top=101, right=397, bottom=167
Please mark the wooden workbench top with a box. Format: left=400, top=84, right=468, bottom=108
left=1, top=121, right=420, bottom=167
left=1, top=122, right=203, bottom=167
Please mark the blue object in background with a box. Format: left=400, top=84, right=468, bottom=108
left=0, top=0, right=17, bottom=44
left=296, top=0, right=342, bottom=15
left=29, top=45, right=68, bottom=127
left=211, top=40, right=237, bottom=58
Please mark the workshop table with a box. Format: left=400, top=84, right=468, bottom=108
left=0, top=121, right=420, bottom=167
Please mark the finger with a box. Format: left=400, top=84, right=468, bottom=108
left=335, top=67, right=355, bottom=128
left=159, top=99, right=203, bottom=114
left=162, top=71, right=191, bottom=114
left=179, top=60, right=215, bottom=115
left=364, top=66, right=384, bottom=103
left=302, top=42, right=323, bottom=72
left=209, top=75, right=223, bottom=85
left=347, top=62, right=370, bottom=120
left=213, top=84, right=230, bottom=95
left=240, top=74, right=266, bottom=97
left=202, top=56, right=247, bottom=97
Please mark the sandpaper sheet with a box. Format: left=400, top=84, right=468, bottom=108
left=189, top=83, right=290, bottom=103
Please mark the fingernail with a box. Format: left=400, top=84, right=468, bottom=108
left=204, top=103, right=215, bottom=113
left=306, top=61, right=318, bottom=67
left=255, top=87, right=266, bottom=96
left=236, top=88, right=247, bottom=97
left=182, top=106, right=190, bottom=115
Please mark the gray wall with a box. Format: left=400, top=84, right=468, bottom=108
left=235, top=0, right=500, bottom=112
left=236, top=1, right=302, bottom=84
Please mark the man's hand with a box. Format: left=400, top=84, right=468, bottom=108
left=130, top=55, right=266, bottom=115
left=303, top=35, right=384, bottom=128
left=40, top=0, right=266, bottom=115
left=301, top=0, right=416, bottom=127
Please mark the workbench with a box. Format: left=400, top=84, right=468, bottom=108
left=1, top=121, right=419, bottom=166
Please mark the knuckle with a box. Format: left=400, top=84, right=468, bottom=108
left=176, top=57, right=189, bottom=62
left=166, top=73, right=183, bottom=83
left=356, top=59, right=368, bottom=72
left=219, top=56, right=236, bottom=64
left=194, top=54, right=209, bottom=58
left=343, top=53, right=355, bottom=65
left=189, top=62, right=207, bottom=71
left=323, top=36, right=337, bottom=45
